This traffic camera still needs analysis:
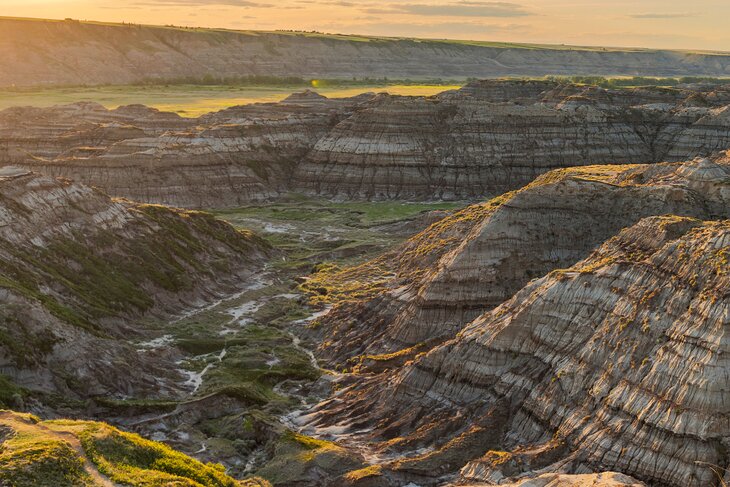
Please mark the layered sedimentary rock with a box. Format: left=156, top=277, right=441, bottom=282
left=0, top=167, right=269, bottom=401
left=296, top=82, right=730, bottom=199
left=0, top=101, right=193, bottom=162
left=3, top=81, right=730, bottom=207
left=307, top=157, right=730, bottom=365
left=306, top=216, right=730, bottom=487
left=4, top=92, right=369, bottom=207
left=4, top=18, right=730, bottom=88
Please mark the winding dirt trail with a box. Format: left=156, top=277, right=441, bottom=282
left=0, top=411, right=116, bottom=487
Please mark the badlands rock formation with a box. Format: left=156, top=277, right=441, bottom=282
left=2, top=92, right=370, bottom=207
left=296, top=83, right=730, bottom=199
left=307, top=157, right=730, bottom=365
left=3, top=18, right=730, bottom=88
left=306, top=216, right=729, bottom=487
left=0, top=167, right=269, bottom=402
left=4, top=81, right=730, bottom=206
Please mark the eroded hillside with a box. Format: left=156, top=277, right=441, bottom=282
left=0, top=167, right=270, bottom=405
left=302, top=157, right=730, bottom=367
left=301, top=216, right=729, bottom=487
left=4, top=81, right=730, bottom=206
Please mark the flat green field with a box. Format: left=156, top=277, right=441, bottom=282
left=0, top=83, right=462, bottom=117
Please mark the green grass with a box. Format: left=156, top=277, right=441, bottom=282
left=0, top=416, right=92, bottom=487
left=0, top=83, right=461, bottom=117
left=255, top=430, right=362, bottom=485
left=76, top=422, right=238, bottom=487
left=213, top=196, right=465, bottom=273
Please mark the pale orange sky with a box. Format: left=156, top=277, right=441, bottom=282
left=2, top=0, right=728, bottom=51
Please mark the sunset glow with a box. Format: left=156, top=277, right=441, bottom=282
left=0, top=0, right=728, bottom=51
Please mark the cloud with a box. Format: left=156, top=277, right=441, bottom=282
left=386, top=1, right=530, bottom=18
left=132, top=0, right=271, bottom=6
left=630, top=13, right=693, bottom=19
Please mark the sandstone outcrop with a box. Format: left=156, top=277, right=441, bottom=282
left=0, top=168, right=270, bottom=402
left=3, top=18, right=730, bottom=88
left=305, top=216, right=730, bottom=487
left=306, top=158, right=730, bottom=366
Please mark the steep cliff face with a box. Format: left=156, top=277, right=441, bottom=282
left=5, top=81, right=730, bottom=207
left=0, top=102, right=193, bottom=162
left=305, top=216, right=729, bottom=487
left=3, top=18, right=730, bottom=88
left=306, top=158, right=730, bottom=366
left=295, top=83, right=730, bottom=200
left=0, top=168, right=270, bottom=401
left=5, top=92, right=368, bottom=208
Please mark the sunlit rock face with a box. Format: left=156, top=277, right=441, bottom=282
left=307, top=216, right=729, bottom=487
left=0, top=169, right=269, bottom=401
left=295, top=82, right=730, bottom=200
left=3, top=81, right=730, bottom=208
left=311, top=158, right=730, bottom=365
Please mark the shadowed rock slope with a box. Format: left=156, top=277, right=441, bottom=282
left=2, top=92, right=370, bottom=207
left=304, top=157, right=730, bottom=367
left=3, top=17, right=730, bottom=88
left=306, top=216, right=730, bottom=487
left=4, top=81, right=730, bottom=206
left=295, top=82, right=730, bottom=199
left=0, top=168, right=270, bottom=406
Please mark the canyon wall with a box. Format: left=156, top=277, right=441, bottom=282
left=306, top=216, right=730, bottom=487
left=4, top=81, right=730, bottom=207
left=0, top=167, right=270, bottom=401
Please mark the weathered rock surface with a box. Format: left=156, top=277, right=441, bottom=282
left=295, top=82, right=730, bottom=199
left=3, top=93, right=368, bottom=207
left=0, top=168, right=270, bottom=402
left=305, top=216, right=729, bottom=487
left=5, top=81, right=730, bottom=207
left=479, top=472, right=646, bottom=487
left=307, top=158, right=730, bottom=366
left=3, top=18, right=730, bottom=88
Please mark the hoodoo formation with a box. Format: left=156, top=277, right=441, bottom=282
left=1, top=11, right=730, bottom=487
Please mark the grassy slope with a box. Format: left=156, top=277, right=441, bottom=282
left=5, top=16, right=728, bottom=54
left=0, top=84, right=462, bottom=117
left=0, top=410, right=271, bottom=487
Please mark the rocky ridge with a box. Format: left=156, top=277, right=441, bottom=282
left=5, top=81, right=730, bottom=207
left=0, top=167, right=270, bottom=404
left=3, top=92, right=370, bottom=207
left=304, top=157, right=730, bottom=367
left=302, top=215, right=729, bottom=487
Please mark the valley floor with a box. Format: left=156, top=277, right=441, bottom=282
left=96, top=197, right=465, bottom=482
left=0, top=84, right=462, bottom=117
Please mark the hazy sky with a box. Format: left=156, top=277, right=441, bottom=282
left=2, top=0, right=729, bottom=51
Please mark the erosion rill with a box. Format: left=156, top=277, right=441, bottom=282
left=302, top=216, right=729, bottom=487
